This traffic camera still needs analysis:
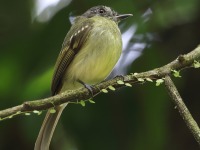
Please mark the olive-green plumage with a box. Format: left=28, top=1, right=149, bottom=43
left=60, top=16, right=122, bottom=92
left=35, top=5, right=132, bottom=150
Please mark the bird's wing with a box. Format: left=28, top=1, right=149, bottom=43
left=51, top=18, right=93, bottom=95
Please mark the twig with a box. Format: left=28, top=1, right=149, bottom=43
left=0, top=45, right=200, bottom=120
left=164, top=75, right=200, bottom=145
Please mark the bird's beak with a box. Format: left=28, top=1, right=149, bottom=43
left=116, top=14, right=133, bottom=22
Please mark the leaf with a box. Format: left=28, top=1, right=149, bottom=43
left=37, top=111, right=42, bottom=115
left=80, top=100, right=86, bottom=107
left=49, top=108, right=56, bottom=114
left=16, top=111, right=21, bottom=114
left=25, top=113, right=31, bottom=116
left=156, top=79, right=164, bottom=86
left=137, top=78, right=144, bottom=82
left=125, top=83, right=132, bottom=87
left=33, top=110, right=40, bottom=114
left=193, top=60, right=200, bottom=68
left=171, top=70, right=181, bottom=78
left=101, top=89, right=108, bottom=93
left=108, top=85, right=115, bottom=91
left=9, top=115, right=13, bottom=118
left=33, top=110, right=42, bottom=115
left=117, top=80, right=124, bottom=85
left=146, top=78, right=153, bottom=82
left=133, top=73, right=138, bottom=76
left=89, top=99, right=95, bottom=103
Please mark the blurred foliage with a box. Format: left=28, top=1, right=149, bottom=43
left=0, top=0, right=200, bottom=150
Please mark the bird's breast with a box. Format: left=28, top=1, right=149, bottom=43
left=62, top=17, right=122, bottom=90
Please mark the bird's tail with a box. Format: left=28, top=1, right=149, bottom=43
left=34, top=103, right=68, bottom=150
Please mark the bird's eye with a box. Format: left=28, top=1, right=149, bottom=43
left=99, top=8, right=105, bottom=14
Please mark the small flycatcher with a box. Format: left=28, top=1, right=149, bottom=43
left=35, top=5, right=132, bottom=150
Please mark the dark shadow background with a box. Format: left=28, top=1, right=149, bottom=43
left=0, top=0, right=200, bottom=150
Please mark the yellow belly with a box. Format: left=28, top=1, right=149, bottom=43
left=61, top=17, right=122, bottom=91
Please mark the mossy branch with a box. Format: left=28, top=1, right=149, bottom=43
left=0, top=45, right=200, bottom=121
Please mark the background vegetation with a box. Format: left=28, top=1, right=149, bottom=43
left=0, top=0, right=200, bottom=150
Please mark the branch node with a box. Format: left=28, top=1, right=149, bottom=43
left=23, top=101, right=33, bottom=111
left=114, top=75, right=125, bottom=81
left=178, top=54, right=187, bottom=63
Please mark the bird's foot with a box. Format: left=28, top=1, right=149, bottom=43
left=78, top=79, right=93, bottom=97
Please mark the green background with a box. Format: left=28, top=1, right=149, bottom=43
left=0, top=0, right=200, bottom=150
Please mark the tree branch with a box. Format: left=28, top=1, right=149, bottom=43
left=164, top=75, right=200, bottom=145
left=0, top=44, right=200, bottom=120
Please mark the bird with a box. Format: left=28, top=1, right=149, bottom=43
left=34, top=5, right=132, bottom=150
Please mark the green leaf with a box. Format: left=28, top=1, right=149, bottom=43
left=146, top=78, right=153, bottom=82
left=171, top=70, right=181, bottom=77
left=108, top=85, right=115, bottom=91
left=137, top=78, right=144, bottom=82
left=33, top=110, right=40, bottom=114
left=125, top=83, right=132, bottom=87
left=49, top=108, right=56, bottom=114
left=156, top=79, right=164, bottom=86
left=101, top=89, right=108, bottom=93
left=133, top=73, right=138, bottom=76
left=193, top=60, right=200, bottom=68
left=89, top=99, right=95, bottom=103
left=16, top=111, right=21, bottom=114
left=37, top=111, right=42, bottom=115
left=33, top=110, right=42, bottom=115
left=80, top=100, right=86, bottom=107
left=117, top=80, right=124, bottom=85
left=8, top=115, right=13, bottom=118
left=25, top=113, right=31, bottom=116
